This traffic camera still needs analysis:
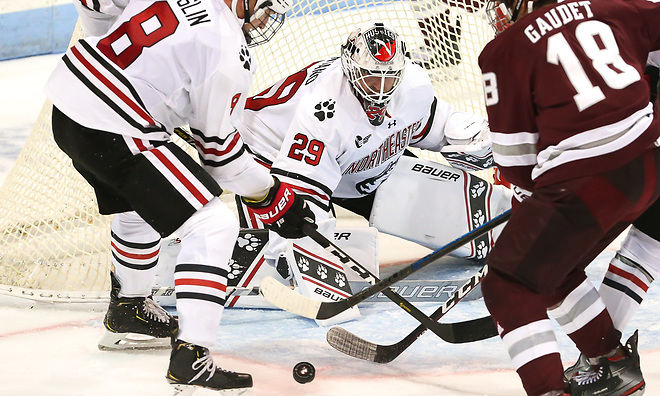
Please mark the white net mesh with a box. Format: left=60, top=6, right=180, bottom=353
left=0, top=0, right=494, bottom=302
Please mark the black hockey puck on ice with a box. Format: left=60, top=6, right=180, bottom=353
left=293, top=361, right=315, bottom=384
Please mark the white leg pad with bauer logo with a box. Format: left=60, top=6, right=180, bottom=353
left=370, top=156, right=512, bottom=261
left=285, top=219, right=378, bottom=326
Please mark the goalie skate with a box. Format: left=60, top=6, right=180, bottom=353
left=166, top=340, right=252, bottom=395
left=98, top=272, right=177, bottom=351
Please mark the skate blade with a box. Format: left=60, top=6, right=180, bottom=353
left=170, top=383, right=249, bottom=396
left=98, top=331, right=171, bottom=351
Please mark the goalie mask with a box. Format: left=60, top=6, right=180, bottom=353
left=341, top=22, right=407, bottom=126
left=234, top=0, right=292, bottom=47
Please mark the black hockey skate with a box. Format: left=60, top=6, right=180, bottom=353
left=564, top=353, right=590, bottom=381
left=166, top=339, right=253, bottom=395
left=98, top=272, right=177, bottom=351
left=568, top=331, right=645, bottom=396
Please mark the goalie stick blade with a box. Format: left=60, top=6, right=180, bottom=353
left=259, top=276, right=321, bottom=318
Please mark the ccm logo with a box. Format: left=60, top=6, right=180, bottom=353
left=411, top=164, right=460, bottom=182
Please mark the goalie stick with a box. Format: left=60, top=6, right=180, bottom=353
left=302, top=225, right=497, bottom=344
left=326, top=265, right=495, bottom=363
left=260, top=209, right=511, bottom=320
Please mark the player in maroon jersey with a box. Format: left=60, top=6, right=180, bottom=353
left=477, top=0, right=660, bottom=394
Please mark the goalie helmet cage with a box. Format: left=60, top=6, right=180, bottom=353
left=0, top=1, right=494, bottom=303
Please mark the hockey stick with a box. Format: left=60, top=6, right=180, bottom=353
left=326, top=265, right=495, bottom=363
left=151, top=285, right=261, bottom=299
left=151, top=279, right=487, bottom=304
left=260, top=209, right=511, bottom=320
left=302, top=225, right=496, bottom=344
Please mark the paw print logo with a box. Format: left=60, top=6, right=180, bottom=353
left=475, top=240, right=489, bottom=260
left=317, top=264, right=328, bottom=280
left=313, top=99, right=336, bottom=121
left=334, top=273, right=346, bottom=288
left=236, top=233, right=261, bottom=252
left=471, top=181, right=486, bottom=198
left=297, top=257, right=310, bottom=272
left=227, top=260, right=246, bottom=280
left=472, top=209, right=485, bottom=228
left=239, top=46, right=251, bottom=70
left=484, top=157, right=494, bottom=168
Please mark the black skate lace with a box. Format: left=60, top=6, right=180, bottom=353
left=573, top=366, right=604, bottom=386
left=143, top=298, right=170, bottom=323
left=190, top=353, right=216, bottom=382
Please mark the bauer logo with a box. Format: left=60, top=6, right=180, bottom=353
left=411, top=163, right=461, bottom=182
left=313, top=287, right=343, bottom=301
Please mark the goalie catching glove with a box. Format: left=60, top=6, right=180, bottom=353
left=242, top=177, right=316, bottom=239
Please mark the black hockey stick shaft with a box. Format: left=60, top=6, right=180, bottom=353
left=375, top=267, right=495, bottom=362
left=326, top=265, right=497, bottom=363
left=314, top=209, right=512, bottom=320
left=302, top=225, right=497, bottom=343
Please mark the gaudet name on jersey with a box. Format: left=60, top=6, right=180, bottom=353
left=524, top=1, right=594, bottom=43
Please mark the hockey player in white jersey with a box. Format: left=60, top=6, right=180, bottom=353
left=234, top=22, right=511, bottom=324
left=44, top=0, right=310, bottom=393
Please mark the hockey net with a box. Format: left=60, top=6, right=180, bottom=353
left=0, top=0, right=494, bottom=302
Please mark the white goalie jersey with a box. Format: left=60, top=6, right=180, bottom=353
left=237, top=57, right=489, bottom=210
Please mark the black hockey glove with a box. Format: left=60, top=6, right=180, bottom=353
left=242, top=177, right=316, bottom=239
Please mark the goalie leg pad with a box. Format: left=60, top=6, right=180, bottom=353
left=370, top=156, right=512, bottom=260
left=153, top=223, right=378, bottom=313
left=282, top=219, right=362, bottom=326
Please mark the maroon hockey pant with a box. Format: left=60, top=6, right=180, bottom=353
left=482, top=146, right=660, bottom=395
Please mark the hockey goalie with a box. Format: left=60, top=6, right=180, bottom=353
left=223, top=22, right=511, bottom=325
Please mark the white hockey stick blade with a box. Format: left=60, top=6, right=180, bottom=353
left=259, top=277, right=321, bottom=319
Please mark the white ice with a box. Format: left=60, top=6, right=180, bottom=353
left=1, top=55, right=660, bottom=396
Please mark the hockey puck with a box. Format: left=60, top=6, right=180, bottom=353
left=293, top=362, right=315, bottom=384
